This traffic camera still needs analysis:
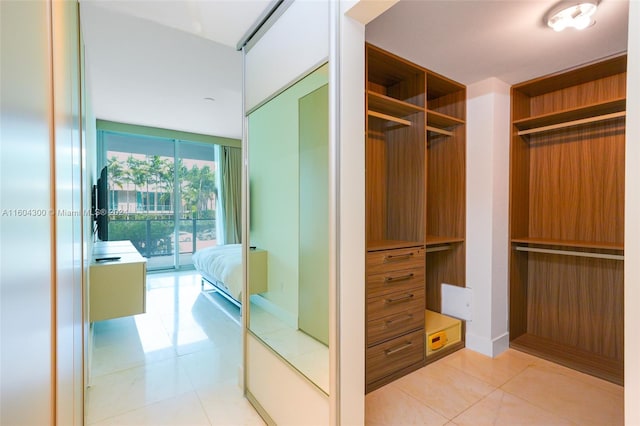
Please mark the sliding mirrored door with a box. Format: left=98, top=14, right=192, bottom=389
left=242, top=1, right=334, bottom=424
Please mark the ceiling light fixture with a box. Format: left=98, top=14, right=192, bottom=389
left=547, top=0, right=598, bottom=32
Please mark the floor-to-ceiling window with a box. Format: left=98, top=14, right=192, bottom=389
left=99, top=125, right=232, bottom=270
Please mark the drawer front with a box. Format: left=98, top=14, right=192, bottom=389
left=367, top=247, right=425, bottom=275
left=366, top=330, right=425, bottom=385
left=367, top=286, right=425, bottom=322
left=367, top=267, right=424, bottom=299
left=367, top=305, right=424, bottom=346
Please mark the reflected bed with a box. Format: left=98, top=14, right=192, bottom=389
left=192, top=244, right=267, bottom=307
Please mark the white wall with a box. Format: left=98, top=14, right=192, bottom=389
left=337, top=1, right=367, bottom=424
left=625, top=0, right=640, bottom=423
left=465, top=78, right=511, bottom=357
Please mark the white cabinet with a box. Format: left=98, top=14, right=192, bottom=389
left=89, top=240, right=146, bottom=322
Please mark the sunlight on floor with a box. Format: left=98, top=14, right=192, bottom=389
left=86, top=270, right=264, bottom=426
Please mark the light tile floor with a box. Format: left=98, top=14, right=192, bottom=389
left=87, top=270, right=624, bottom=425
left=86, top=270, right=265, bottom=426
left=366, top=347, right=624, bottom=426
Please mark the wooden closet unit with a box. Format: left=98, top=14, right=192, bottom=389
left=509, top=55, right=626, bottom=385
left=365, top=43, right=466, bottom=393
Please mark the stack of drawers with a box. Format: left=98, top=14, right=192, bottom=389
left=366, top=246, right=426, bottom=391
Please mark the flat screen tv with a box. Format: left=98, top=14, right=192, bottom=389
left=95, top=165, right=109, bottom=241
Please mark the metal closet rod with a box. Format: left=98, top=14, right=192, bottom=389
left=425, top=245, right=451, bottom=253
left=515, top=246, right=624, bottom=261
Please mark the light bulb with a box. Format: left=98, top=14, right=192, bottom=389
left=547, top=1, right=598, bottom=31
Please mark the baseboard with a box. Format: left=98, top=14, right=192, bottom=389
left=466, top=331, right=509, bottom=357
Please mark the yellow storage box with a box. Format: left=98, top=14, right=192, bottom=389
left=425, top=310, right=461, bottom=356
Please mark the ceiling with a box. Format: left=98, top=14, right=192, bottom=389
left=80, top=0, right=629, bottom=140
left=80, top=0, right=272, bottom=139
left=367, top=0, right=629, bottom=85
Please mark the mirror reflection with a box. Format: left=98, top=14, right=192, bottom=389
left=247, top=63, right=329, bottom=393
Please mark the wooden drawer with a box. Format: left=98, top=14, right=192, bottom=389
left=367, top=267, right=424, bottom=299
left=367, top=286, right=425, bottom=322
left=367, top=247, right=425, bottom=275
left=367, top=304, right=424, bottom=346
left=366, top=330, right=425, bottom=385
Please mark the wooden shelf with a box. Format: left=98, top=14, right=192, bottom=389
left=368, top=110, right=411, bottom=126
left=511, top=333, right=623, bottom=385
left=367, top=240, right=424, bottom=252
left=513, top=98, right=626, bottom=136
left=427, top=109, right=464, bottom=127
left=425, top=110, right=464, bottom=137
left=368, top=91, right=423, bottom=118
left=511, top=237, right=623, bottom=251
left=426, top=126, right=453, bottom=137
left=425, top=236, right=464, bottom=246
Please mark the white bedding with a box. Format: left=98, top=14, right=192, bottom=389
left=192, top=244, right=243, bottom=301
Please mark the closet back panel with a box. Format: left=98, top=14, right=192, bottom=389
left=527, top=119, right=625, bottom=244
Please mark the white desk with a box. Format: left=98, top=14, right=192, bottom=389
left=90, top=240, right=147, bottom=322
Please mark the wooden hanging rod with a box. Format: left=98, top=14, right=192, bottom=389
left=425, top=245, right=451, bottom=253
left=426, top=126, right=454, bottom=137
left=517, top=111, right=626, bottom=136
left=515, top=246, right=623, bottom=261
left=368, top=110, right=411, bottom=126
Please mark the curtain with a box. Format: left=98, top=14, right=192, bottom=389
left=219, top=146, right=242, bottom=244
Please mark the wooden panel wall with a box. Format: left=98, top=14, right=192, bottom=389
left=527, top=119, right=625, bottom=244
left=366, top=119, right=387, bottom=243
left=386, top=112, right=426, bottom=243
left=427, top=124, right=465, bottom=238
left=425, top=243, right=465, bottom=312
left=509, top=90, right=532, bottom=239
left=526, top=253, right=624, bottom=360
left=529, top=74, right=627, bottom=116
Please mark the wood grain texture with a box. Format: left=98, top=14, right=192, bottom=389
left=386, top=112, right=426, bottom=242
left=513, top=55, right=626, bottom=97
left=366, top=43, right=425, bottom=107
left=427, top=124, right=466, bottom=239
left=510, top=91, right=532, bottom=239
left=365, top=329, right=425, bottom=386
left=509, top=57, right=626, bottom=384
left=365, top=44, right=467, bottom=392
left=366, top=118, right=387, bottom=243
left=525, top=252, right=623, bottom=360
left=425, top=242, right=465, bottom=312
left=367, top=247, right=425, bottom=275
left=367, top=286, right=425, bottom=319
left=511, top=334, right=623, bottom=385
left=509, top=247, right=529, bottom=339
left=527, top=119, right=625, bottom=244
left=367, top=305, right=425, bottom=347
left=367, top=269, right=425, bottom=301
left=428, top=90, right=466, bottom=122
left=528, top=73, right=627, bottom=118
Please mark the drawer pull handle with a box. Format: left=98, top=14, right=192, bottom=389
left=385, top=273, right=414, bottom=283
left=384, top=294, right=414, bottom=304
left=385, top=314, right=413, bottom=327
left=385, top=341, right=413, bottom=356
left=384, top=253, right=413, bottom=263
